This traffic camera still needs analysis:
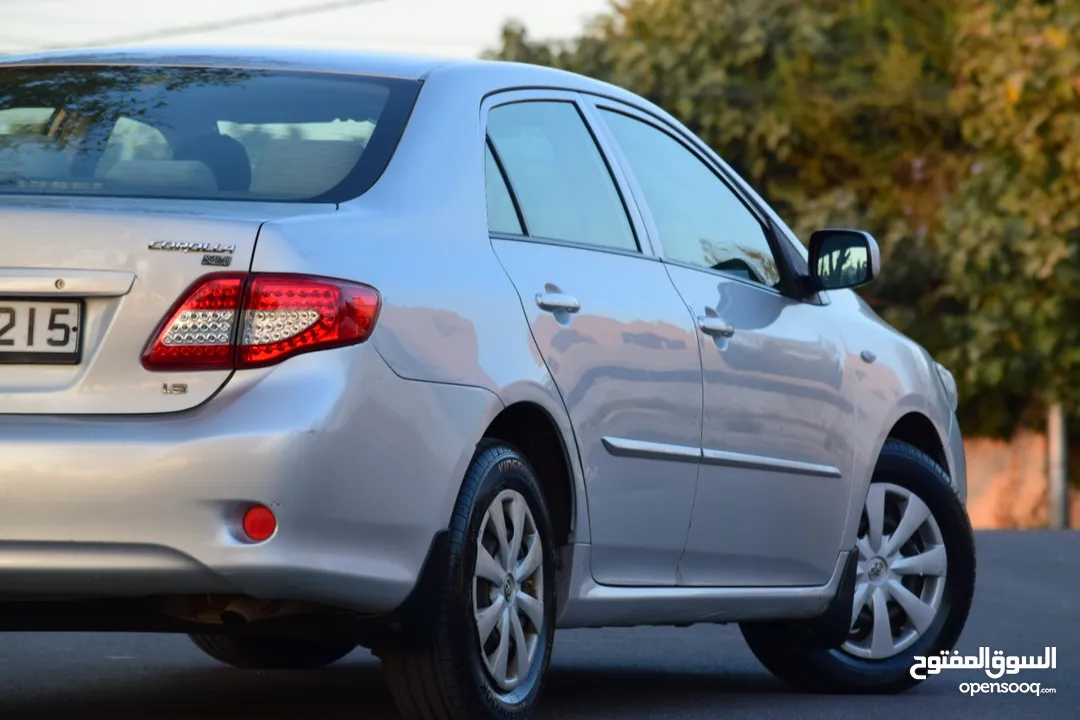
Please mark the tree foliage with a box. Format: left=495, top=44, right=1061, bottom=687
left=936, top=0, right=1080, bottom=433
left=487, top=0, right=1080, bottom=437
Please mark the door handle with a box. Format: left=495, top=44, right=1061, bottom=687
left=536, top=292, right=581, bottom=314
left=697, top=316, right=735, bottom=338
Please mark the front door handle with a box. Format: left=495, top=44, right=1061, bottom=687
left=536, top=292, right=581, bottom=314
left=697, top=315, right=735, bottom=338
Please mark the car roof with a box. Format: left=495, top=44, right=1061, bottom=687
left=0, top=45, right=666, bottom=117
left=0, top=45, right=460, bottom=79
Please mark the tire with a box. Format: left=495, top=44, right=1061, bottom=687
left=741, top=438, right=976, bottom=694
left=381, top=440, right=557, bottom=720
left=188, top=634, right=356, bottom=670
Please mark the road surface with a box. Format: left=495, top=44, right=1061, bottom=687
left=0, top=531, right=1073, bottom=719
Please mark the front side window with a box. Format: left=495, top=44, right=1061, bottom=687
left=0, top=65, right=421, bottom=202
left=487, top=100, right=638, bottom=253
left=600, top=109, right=781, bottom=287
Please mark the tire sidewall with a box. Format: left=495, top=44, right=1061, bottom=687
left=446, top=444, right=558, bottom=716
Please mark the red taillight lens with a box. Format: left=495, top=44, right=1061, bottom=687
left=237, top=274, right=380, bottom=368
left=142, top=273, right=381, bottom=371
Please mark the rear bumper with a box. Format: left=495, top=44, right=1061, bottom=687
left=0, top=344, right=499, bottom=614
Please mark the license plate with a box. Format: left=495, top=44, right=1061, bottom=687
left=0, top=299, right=82, bottom=364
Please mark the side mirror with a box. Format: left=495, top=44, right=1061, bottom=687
left=808, top=228, right=881, bottom=291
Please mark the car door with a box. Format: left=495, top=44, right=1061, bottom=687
left=591, top=100, right=857, bottom=588
left=483, top=92, right=704, bottom=587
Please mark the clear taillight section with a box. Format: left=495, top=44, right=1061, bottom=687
left=143, top=274, right=245, bottom=371
left=142, top=273, right=381, bottom=371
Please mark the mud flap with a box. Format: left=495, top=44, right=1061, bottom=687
left=743, top=549, right=858, bottom=650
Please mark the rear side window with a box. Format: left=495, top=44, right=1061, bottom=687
left=487, top=101, right=638, bottom=253
left=0, top=65, right=421, bottom=203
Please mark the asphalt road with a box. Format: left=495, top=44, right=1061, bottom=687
left=0, top=531, right=1073, bottom=719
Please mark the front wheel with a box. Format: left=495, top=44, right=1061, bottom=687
left=742, top=439, right=977, bottom=694
left=381, top=440, right=557, bottom=720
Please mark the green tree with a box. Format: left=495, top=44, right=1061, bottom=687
left=936, top=0, right=1080, bottom=434
left=488, top=0, right=969, bottom=409
left=939, top=0, right=1080, bottom=520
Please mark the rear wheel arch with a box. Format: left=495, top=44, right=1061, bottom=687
left=481, top=401, right=577, bottom=553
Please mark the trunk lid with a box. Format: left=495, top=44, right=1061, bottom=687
left=0, top=197, right=333, bottom=414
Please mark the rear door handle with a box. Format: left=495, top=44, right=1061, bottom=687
left=697, top=316, right=735, bottom=338
left=536, top=292, right=581, bottom=314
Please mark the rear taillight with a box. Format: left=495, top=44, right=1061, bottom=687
left=142, top=272, right=381, bottom=371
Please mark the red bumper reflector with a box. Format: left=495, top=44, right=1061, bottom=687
left=242, top=505, right=277, bottom=543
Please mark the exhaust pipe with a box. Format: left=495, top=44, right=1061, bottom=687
left=220, top=598, right=279, bottom=626
left=154, top=596, right=304, bottom=626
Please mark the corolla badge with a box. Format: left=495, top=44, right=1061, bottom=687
left=148, top=241, right=236, bottom=254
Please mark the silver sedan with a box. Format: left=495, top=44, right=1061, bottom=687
left=0, top=47, right=975, bottom=719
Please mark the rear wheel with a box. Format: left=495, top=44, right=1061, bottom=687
left=381, top=440, right=557, bottom=720
left=741, top=439, right=976, bottom=694
left=188, top=634, right=356, bottom=669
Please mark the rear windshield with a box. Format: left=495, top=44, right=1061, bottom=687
left=0, top=64, right=421, bottom=203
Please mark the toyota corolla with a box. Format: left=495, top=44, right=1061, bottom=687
left=0, top=47, right=975, bottom=720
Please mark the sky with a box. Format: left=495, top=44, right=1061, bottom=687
left=0, top=0, right=612, bottom=58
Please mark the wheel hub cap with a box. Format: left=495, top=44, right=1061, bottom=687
left=841, top=482, right=949, bottom=661
left=471, top=489, right=545, bottom=693
left=502, top=574, right=516, bottom=602
left=866, top=557, right=888, bottom=584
